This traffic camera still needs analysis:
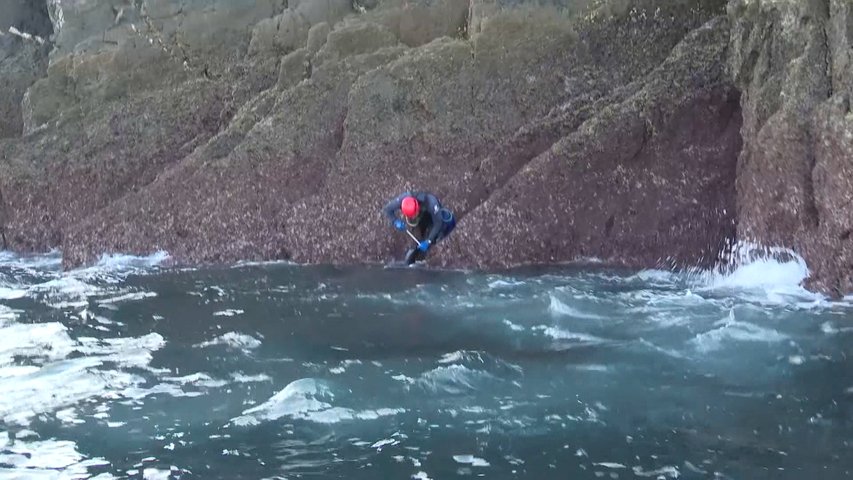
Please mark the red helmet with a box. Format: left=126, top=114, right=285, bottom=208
left=401, top=196, right=419, bottom=218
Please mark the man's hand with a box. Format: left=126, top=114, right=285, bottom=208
left=393, top=219, right=406, bottom=231
left=417, top=240, right=431, bottom=252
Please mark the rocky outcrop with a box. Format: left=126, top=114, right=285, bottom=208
left=286, top=2, right=740, bottom=268
left=0, top=0, right=52, bottom=138
left=729, top=0, right=853, bottom=295
left=444, top=16, right=741, bottom=270
left=0, top=0, right=850, bottom=295
left=49, top=0, right=738, bottom=271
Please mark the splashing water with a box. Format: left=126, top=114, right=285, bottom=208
left=0, top=246, right=851, bottom=479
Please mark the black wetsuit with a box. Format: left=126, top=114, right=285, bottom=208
left=383, top=191, right=454, bottom=263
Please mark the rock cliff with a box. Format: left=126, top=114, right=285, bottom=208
left=0, top=0, right=850, bottom=296
left=729, top=0, right=853, bottom=295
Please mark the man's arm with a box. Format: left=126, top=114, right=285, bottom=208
left=382, top=193, right=408, bottom=222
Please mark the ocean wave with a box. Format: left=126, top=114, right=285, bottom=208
left=196, top=332, right=262, bottom=350
left=230, top=378, right=403, bottom=426
left=452, top=455, right=490, bottom=467
left=415, top=364, right=498, bottom=395
left=532, top=325, right=606, bottom=345
left=0, top=432, right=112, bottom=478
left=162, top=373, right=229, bottom=389
left=547, top=294, right=608, bottom=320
left=691, top=310, right=786, bottom=353
left=0, top=331, right=165, bottom=426
left=694, top=242, right=823, bottom=305
left=91, top=251, right=171, bottom=271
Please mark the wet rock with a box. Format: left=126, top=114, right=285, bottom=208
left=729, top=0, right=853, bottom=295
left=445, top=17, right=741, bottom=269
left=248, top=1, right=352, bottom=57
left=313, top=21, right=399, bottom=66
left=277, top=48, right=311, bottom=89
left=307, top=22, right=332, bottom=55
left=24, top=0, right=289, bottom=131
left=60, top=46, right=409, bottom=267
left=363, top=0, right=470, bottom=46
left=0, top=0, right=52, bottom=138
left=0, top=38, right=50, bottom=139
left=281, top=2, right=734, bottom=266
left=2, top=0, right=851, bottom=297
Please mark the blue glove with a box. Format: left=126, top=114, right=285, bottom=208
left=393, top=219, right=406, bottom=231
left=418, top=240, right=431, bottom=252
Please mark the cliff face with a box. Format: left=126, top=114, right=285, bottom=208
left=729, top=0, right=853, bottom=296
left=0, top=0, right=849, bottom=294
left=0, top=0, right=51, bottom=139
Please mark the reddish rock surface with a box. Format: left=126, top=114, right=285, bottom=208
left=730, top=0, right=853, bottom=296
left=0, top=0, right=850, bottom=296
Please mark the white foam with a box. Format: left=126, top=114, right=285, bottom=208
left=594, top=462, right=627, bottom=469
left=0, top=437, right=111, bottom=478
left=0, top=305, right=20, bottom=327
left=0, top=250, right=62, bottom=270
left=487, top=279, right=526, bottom=289
left=232, top=259, right=295, bottom=268
left=631, top=269, right=679, bottom=284
left=196, top=333, right=262, bottom=350
left=1, top=357, right=136, bottom=426
left=371, top=438, right=398, bottom=449
left=548, top=295, right=607, bottom=320
left=0, top=332, right=165, bottom=426
left=502, top=319, right=525, bottom=331
left=820, top=322, right=853, bottom=335
left=56, top=408, right=84, bottom=425
left=505, top=455, right=525, bottom=465
left=698, top=242, right=823, bottom=305
left=76, top=333, right=167, bottom=370
left=329, top=360, right=363, bottom=375
left=0, top=287, right=27, bottom=300
left=412, top=472, right=433, bottom=480
left=632, top=465, right=680, bottom=478
left=638, top=338, right=687, bottom=359
left=391, top=374, right=416, bottom=384
left=143, top=467, right=172, bottom=479
left=452, top=455, right=490, bottom=467
left=213, top=309, right=245, bottom=317
left=788, top=355, right=805, bottom=365
left=438, top=351, right=485, bottom=365
left=533, top=325, right=605, bottom=344
left=0, top=322, right=75, bottom=364
left=573, top=364, right=610, bottom=372
left=163, top=373, right=229, bottom=389
left=28, top=277, right=102, bottom=308
left=97, top=291, right=157, bottom=305
left=416, top=365, right=494, bottom=395
left=692, top=310, right=786, bottom=353
left=231, top=373, right=272, bottom=383
left=230, top=378, right=403, bottom=426
left=306, top=407, right=403, bottom=424
left=93, top=251, right=170, bottom=270
left=121, top=382, right=199, bottom=400
left=709, top=253, right=807, bottom=289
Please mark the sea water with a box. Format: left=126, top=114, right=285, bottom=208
left=0, top=248, right=851, bottom=479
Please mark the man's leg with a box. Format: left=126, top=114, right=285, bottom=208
left=435, top=212, right=456, bottom=244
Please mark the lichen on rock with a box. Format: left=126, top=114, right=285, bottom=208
left=0, top=0, right=851, bottom=297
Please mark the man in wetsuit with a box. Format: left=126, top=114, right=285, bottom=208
left=382, top=191, right=456, bottom=264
